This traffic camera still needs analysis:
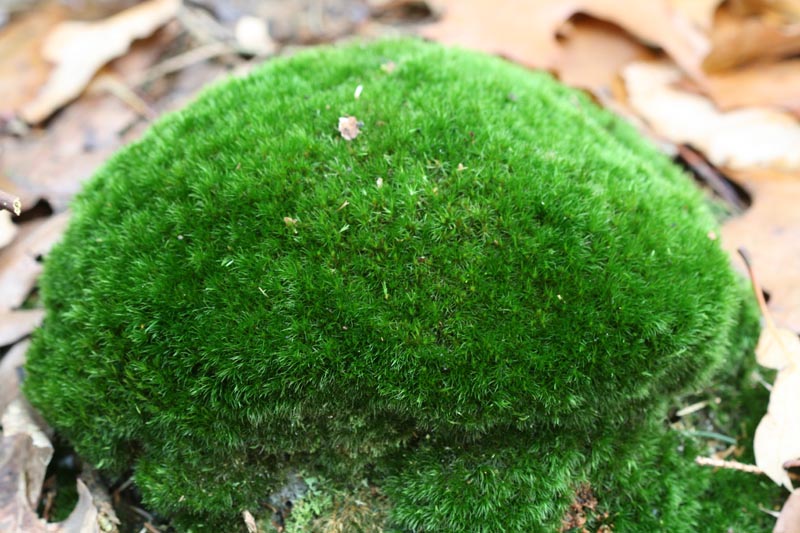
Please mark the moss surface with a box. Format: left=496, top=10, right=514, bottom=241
left=25, top=39, right=760, bottom=530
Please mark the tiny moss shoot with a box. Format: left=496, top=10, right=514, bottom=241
left=25, top=39, right=761, bottom=530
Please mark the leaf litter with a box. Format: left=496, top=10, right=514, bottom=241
left=2, top=0, right=800, bottom=530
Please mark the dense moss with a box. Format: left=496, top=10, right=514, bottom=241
left=25, top=39, right=759, bottom=530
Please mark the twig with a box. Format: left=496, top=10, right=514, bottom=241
left=675, top=400, right=708, bottom=417
left=695, top=456, right=764, bottom=475
left=134, top=41, right=233, bottom=87
left=143, top=523, right=162, bottom=533
left=0, top=189, right=21, bottom=215
left=92, top=75, right=157, bottom=121
left=678, top=145, right=747, bottom=212
left=738, top=248, right=791, bottom=362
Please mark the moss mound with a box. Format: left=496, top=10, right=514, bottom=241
left=25, top=39, right=757, bottom=530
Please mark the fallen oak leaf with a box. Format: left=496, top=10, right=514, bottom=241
left=0, top=212, right=70, bottom=313
left=754, top=369, right=800, bottom=490
left=556, top=16, right=656, bottom=94
left=0, top=433, right=100, bottom=533
left=668, top=0, right=725, bottom=31
left=422, top=0, right=710, bottom=82
left=774, top=489, right=800, bottom=533
left=2, top=398, right=53, bottom=509
left=703, top=3, right=800, bottom=72
left=0, top=309, right=44, bottom=347
left=0, top=2, right=67, bottom=116
left=723, top=170, right=800, bottom=331
left=704, top=60, right=800, bottom=117
left=740, top=250, right=800, bottom=491
left=19, top=0, right=180, bottom=124
left=623, top=61, right=800, bottom=171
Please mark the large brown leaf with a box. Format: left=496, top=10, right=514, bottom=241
left=722, top=170, right=800, bottom=331
left=422, top=0, right=709, bottom=79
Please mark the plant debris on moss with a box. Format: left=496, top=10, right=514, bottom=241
left=24, top=38, right=765, bottom=531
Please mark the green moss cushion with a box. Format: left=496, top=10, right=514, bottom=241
left=24, top=39, right=754, bottom=530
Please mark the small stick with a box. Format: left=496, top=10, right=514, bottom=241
left=737, top=248, right=793, bottom=360
left=695, top=456, right=764, bottom=475
left=0, top=189, right=21, bottom=215
left=678, top=145, right=746, bottom=212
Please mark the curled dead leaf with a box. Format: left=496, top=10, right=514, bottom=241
left=723, top=171, right=800, bottom=331
left=243, top=509, right=258, bottom=533
left=756, top=327, right=800, bottom=370
left=0, top=212, right=70, bottom=313
left=774, top=489, right=800, bottom=533
left=0, top=432, right=100, bottom=533
left=623, top=61, right=800, bottom=171
left=755, top=364, right=800, bottom=490
left=19, top=0, right=181, bottom=124
left=0, top=309, right=44, bottom=347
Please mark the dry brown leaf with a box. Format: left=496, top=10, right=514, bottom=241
left=243, top=509, right=258, bottom=533
left=622, top=61, right=800, bottom=171
left=775, top=489, right=800, bottom=533
left=422, top=0, right=709, bottom=80
left=557, top=17, right=656, bottom=94
left=0, top=212, right=70, bottom=313
left=705, top=60, right=800, bottom=115
left=0, top=211, right=17, bottom=249
left=669, top=0, right=725, bottom=31
left=0, top=309, right=44, bottom=347
left=704, top=3, right=800, bottom=71
left=757, top=327, right=800, bottom=370
left=722, top=170, right=800, bottom=331
left=0, top=433, right=99, bottom=533
left=2, top=398, right=53, bottom=507
left=3, top=91, right=137, bottom=211
left=338, top=116, right=361, bottom=141
left=754, top=363, right=800, bottom=490
left=742, top=253, right=800, bottom=491
left=19, top=0, right=181, bottom=124
left=0, top=340, right=29, bottom=419
left=0, top=2, right=66, bottom=115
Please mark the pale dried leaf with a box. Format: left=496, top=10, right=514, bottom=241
left=623, top=61, right=800, bottom=171
left=2, top=398, right=53, bottom=507
left=775, top=489, right=800, bottom=533
left=3, top=92, right=137, bottom=211
left=557, top=18, right=656, bottom=94
left=0, top=309, right=43, bottom=347
left=0, top=213, right=70, bottom=313
left=722, top=170, right=800, bottom=331
left=423, top=0, right=709, bottom=81
left=19, top=0, right=181, bottom=124
left=54, top=480, right=100, bottom=533
left=704, top=4, right=800, bottom=71
left=338, top=116, right=361, bottom=141
left=243, top=509, right=258, bottom=533
left=0, top=2, right=66, bottom=115
left=705, top=60, right=800, bottom=115
left=0, top=340, right=29, bottom=416
left=754, top=364, right=800, bottom=490
left=668, top=0, right=724, bottom=30
left=0, top=211, right=17, bottom=250
left=756, top=327, right=800, bottom=369
left=0, top=434, right=99, bottom=533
